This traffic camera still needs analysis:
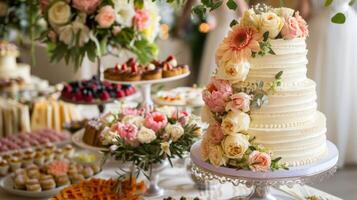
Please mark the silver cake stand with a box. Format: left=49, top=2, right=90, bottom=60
left=190, top=141, right=338, bottom=200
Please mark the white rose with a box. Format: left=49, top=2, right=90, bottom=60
left=0, top=2, right=8, bottom=17
left=221, top=133, right=250, bottom=159
left=58, top=24, right=74, bottom=46
left=200, top=105, right=216, bottom=124
left=274, top=7, right=294, bottom=18
left=208, top=145, right=226, bottom=167
left=222, top=111, right=250, bottom=135
left=240, top=9, right=260, bottom=28
left=114, top=0, right=135, bottom=27
left=72, top=22, right=90, bottom=47
left=122, top=115, right=144, bottom=127
left=216, top=61, right=250, bottom=82
left=137, top=127, right=157, bottom=144
left=48, top=1, right=71, bottom=25
left=100, top=127, right=116, bottom=146
left=260, top=12, right=284, bottom=38
left=165, top=123, right=184, bottom=142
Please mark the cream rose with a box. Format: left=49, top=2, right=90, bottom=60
left=222, top=111, right=250, bottom=135
left=200, top=135, right=211, bottom=161
left=216, top=61, right=250, bottom=82
left=240, top=9, right=260, bottom=28
left=137, top=127, right=157, bottom=144
left=72, top=22, right=90, bottom=47
left=99, top=127, right=116, bottom=146
left=248, top=151, right=272, bottom=172
left=226, top=92, right=251, bottom=112
left=273, top=7, right=294, bottom=18
left=200, top=105, right=216, bottom=124
left=208, top=145, right=226, bottom=167
left=221, top=133, right=250, bottom=159
left=122, top=115, right=144, bottom=127
left=165, top=123, right=184, bottom=142
left=58, top=24, right=74, bottom=46
left=48, top=1, right=71, bottom=25
left=260, top=12, right=284, bottom=39
left=96, top=6, right=116, bottom=28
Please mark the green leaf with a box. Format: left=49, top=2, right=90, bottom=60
left=192, top=5, right=207, bottom=20
left=263, top=31, right=269, bottom=41
left=331, top=12, right=346, bottom=24
left=324, top=0, right=333, bottom=7
left=349, top=0, right=356, bottom=6
left=134, top=0, right=144, bottom=9
left=230, top=19, right=238, bottom=27
left=275, top=71, right=283, bottom=79
left=210, top=1, right=223, bottom=11
left=226, top=0, right=237, bottom=10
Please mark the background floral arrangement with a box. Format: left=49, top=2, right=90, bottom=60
left=98, top=107, right=202, bottom=176
left=40, top=0, right=161, bottom=69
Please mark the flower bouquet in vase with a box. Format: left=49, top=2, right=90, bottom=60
left=98, top=107, right=203, bottom=196
left=40, top=0, right=161, bottom=71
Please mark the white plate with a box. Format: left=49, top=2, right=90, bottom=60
left=0, top=175, right=68, bottom=198
left=72, top=129, right=108, bottom=152
left=105, top=72, right=190, bottom=85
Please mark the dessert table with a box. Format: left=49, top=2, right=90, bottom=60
left=0, top=160, right=342, bottom=200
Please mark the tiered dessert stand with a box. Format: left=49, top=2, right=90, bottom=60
left=190, top=141, right=338, bottom=200
left=106, top=72, right=190, bottom=107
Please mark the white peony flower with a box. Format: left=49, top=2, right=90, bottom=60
left=137, top=127, right=157, bottom=144
left=273, top=7, right=294, bottom=18
left=201, top=105, right=216, bottom=124
left=216, top=61, right=250, bottom=83
left=222, top=111, right=250, bottom=135
left=114, top=0, right=135, bottom=27
left=48, top=1, right=71, bottom=25
left=221, top=133, right=250, bottom=159
left=141, top=1, right=161, bottom=42
left=122, top=115, right=144, bottom=127
left=240, top=9, right=260, bottom=28
left=165, top=123, right=184, bottom=142
left=208, top=145, right=226, bottom=167
left=72, top=22, right=90, bottom=47
left=100, top=127, right=116, bottom=146
left=58, top=24, right=74, bottom=46
left=260, top=12, right=284, bottom=39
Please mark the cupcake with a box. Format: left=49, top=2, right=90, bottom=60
left=67, top=167, right=78, bottom=177
left=22, top=155, right=33, bottom=168
left=26, top=167, right=40, bottom=179
left=2, top=154, right=11, bottom=162
left=34, top=152, right=45, bottom=166
left=9, top=157, right=21, bottom=171
left=63, top=144, right=75, bottom=158
left=90, top=163, right=101, bottom=174
left=14, top=175, right=27, bottom=190
left=44, top=150, right=54, bottom=162
left=55, top=174, right=70, bottom=187
left=14, top=168, right=26, bottom=176
left=142, top=63, right=162, bottom=80
left=40, top=175, right=56, bottom=190
left=54, top=149, right=64, bottom=160
left=0, top=160, right=9, bottom=176
left=12, top=151, right=23, bottom=160
left=23, top=149, right=35, bottom=158
left=25, top=178, right=41, bottom=192
left=45, top=143, right=56, bottom=152
left=70, top=174, right=85, bottom=184
left=82, top=166, right=94, bottom=178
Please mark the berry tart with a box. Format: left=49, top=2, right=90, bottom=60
left=104, top=58, right=142, bottom=82
left=162, top=55, right=189, bottom=78
left=60, top=76, right=136, bottom=104
left=142, top=63, right=162, bottom=80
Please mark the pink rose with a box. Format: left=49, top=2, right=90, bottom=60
left=111, top=123, right=138, bottom=142
left=248, top=151, right=272, bottom=172
left=172, top=111, right=189, bottom=126
left=226, top=92, right=251, bottom=112
left=72, top=0, right=101, bottom=14
left=133, top=9, right=150, bottom=30
left=144, top=112, right=168, bottom=132
left=281, top=16, right=301, bottom=39
left=202, top=77, right=233, bottom=113
left=95, top=6, right=115, bottom=28
left=207, top=123, right=224, bottom=144
left=295, top=12, right=309, bottom=38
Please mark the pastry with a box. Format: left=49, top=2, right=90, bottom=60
left=104, top=58, right=142, bottom=81
left=142, top=63, right=162, bottom=80
left=121, top=61, right=142, bottom=81
left=44, top=150, right=54, bottom=163
left=82, top=119, right=104, bottom=147
left=22, top=155, right=33, bottom=167
left=23, top=149, right=35, bottom=158
left=70, top=174, right=85, bottom=184
left=179, top=64, right=190, bottom=74
left=27, top=168, right=40, bottom=179
left=34, top=152, right=45, bottom=166
left=14, top=175, right=27, bottom=189
left=40, top=175, right=56, bottom=190
left=90, top=163, right=101, bottom=174
left=162, top=62, right=181, bottom=78
left=55, top=174, right=70, bottom=187
left=54, top=148, right=64, bottom=160
left=82, top=166, right=94, bottom=178
left=0, top=160, right=9, bottom=176
left=25, top=178, right=41, bottom=192
left=63, top=144, right=74, bottom=158
left=12, top=151, right=23, bottom=159
left=14, top=168, right=26, bottom=176
left=9, top=157, right=21, bottom=171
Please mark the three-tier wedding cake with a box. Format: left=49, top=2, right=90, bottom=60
left=200, top=5, right=327, bottom=171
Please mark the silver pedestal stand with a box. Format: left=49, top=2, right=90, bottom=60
left=190, top=141, right=338, bottom=200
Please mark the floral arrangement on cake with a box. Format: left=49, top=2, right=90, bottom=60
left=99, top=107, right=202, bottom=175
left=40, top=0, right=161, bottom=68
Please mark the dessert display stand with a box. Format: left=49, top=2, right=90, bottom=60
left=106, top=73, right=190, bottom=108
left=190, top=141, right=338, bottom=200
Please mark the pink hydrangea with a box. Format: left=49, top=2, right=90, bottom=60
left=95, top=6, right=115, bottom=28
left=72, top=0, right=101, bottom=14
left=281, top=16, right=301, bottom=39
left=172, top=110, right=189, bottom=126
left=144, top=112, right=168, bottom=132
left=202, top=77, right=232, bottom=112
left=294, top=12, right=309, bottom=38
left=133, top=9, right=150, bottom=31
left=248, top=151, right=272, bottom=172
left=207, top=123, right=224, bottom=144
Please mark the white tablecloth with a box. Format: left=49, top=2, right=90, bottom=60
left=0, top=159, right=342, bottom=200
